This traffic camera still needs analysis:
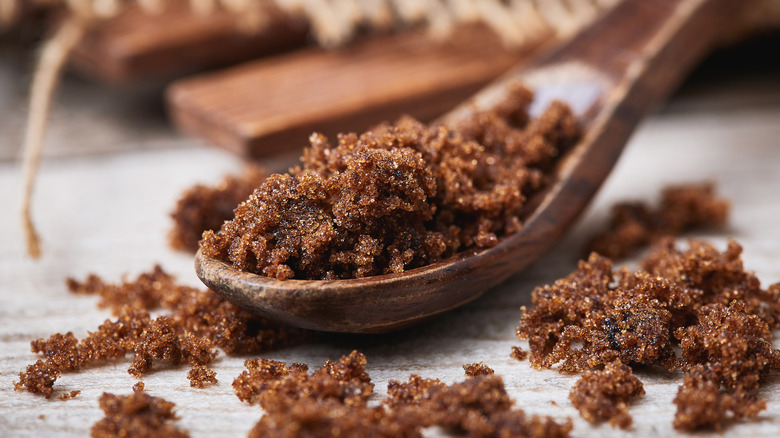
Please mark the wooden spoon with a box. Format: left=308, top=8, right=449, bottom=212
left=195, top=0, right=745, bottom=333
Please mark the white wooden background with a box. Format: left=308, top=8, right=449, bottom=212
left=1, top=42, right=780, bottom=437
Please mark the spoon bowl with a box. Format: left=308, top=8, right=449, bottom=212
left=196, top=0, right=734, bottom=332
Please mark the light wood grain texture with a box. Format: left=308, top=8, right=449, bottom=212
left=194, top=0, right=741, bottom=333
left=71, top=2, right=308, bottom=84
left=2, top=19, right=780, bottom=438
left=167, top=25, right=535, bottom=157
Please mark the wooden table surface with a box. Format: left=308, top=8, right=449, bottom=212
left=1, top=40, right=780, bottom=437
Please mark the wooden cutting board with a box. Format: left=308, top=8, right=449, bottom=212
left=166, top=25, right=541, bottom=158
left=70, top=2, right=308, bottom=83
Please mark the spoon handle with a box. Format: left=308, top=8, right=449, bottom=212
left=446, top=0, right=734, bottom=124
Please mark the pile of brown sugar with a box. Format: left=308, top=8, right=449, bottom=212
left=586, top=183, right=729, bottom=259
left=673, top=364, right=767, bottom=431
left=463, top=361, right=495, bottom=378
left=91, top=383, right=189, bottom=438
left=233, top=350, right=373, bottom=408
left=234, top=351, right=572, bottom=437
left=568, top=360, right=644, bottom=429
left=169, top=165, right=267, bottom=252
left=515, top=238, right=780, bottom=430
left=672, top=300, right=778, bottom=431
left=14, top=266, right=306, bottom=398
left=201, top=84, right=580, bottom=280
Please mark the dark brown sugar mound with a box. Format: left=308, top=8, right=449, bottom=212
left=586, top=183, right=729, bottom=259
left=672, top=366, right=767, bottom=432
left=676, top=301, right=780, bottom=392
left=169, top=165, right=267, bottom=252
left=201, top=84, right=580, bottom=280
left=672, top=301, right=780, bottom=431
left=237, top=351, right=420, bottom=438
left=568, top=360, right=644, bottom=429
left=515, top=238, right=780, bottom=430
left=386, top=373, right=572, bottom=437
left=233, top=350, right=373, bottom=409
left=91, top=386, right=189, bottom=438
left=15, top=266, right=306, bottom=398
left=235, top=352, right=572, bottom=438
left=516, top=252, right=678, bottom=372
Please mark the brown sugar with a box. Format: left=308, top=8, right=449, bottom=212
left=169, top=165, right=267, bottom=252
left=387, top=374, right=572, bottom=437
left=237, top=351, right=421, bottom=438
left=675, top=301, right=780, bottom=392
left=568, top=360, right=644, bottom=429
left=511, top=346, right=528, bottom=361
left=586, top=183, right=729, bottom=259
left=248, top=398, right=420, bottom=438
left=15, top=266, right=306, bottom=399
left=235, top=352, right=572, bottom=438
left=66, top=265, right=181, bottom=315
left=91, top=386, right=189, bottom=438
left=672, top=301, right=780, bottom=431
left=515, top=237, right=780, bottom=431
left=516, top=239, right=780, bottom=371
left=385, top=374, right=445, bottom=408
left=201, top=84, right=580, bottom=280
left=463, top=362, right=495, bottom=378
left=233, top=350, right=372, bottom=410
left=516, top=253, right=678, bottom=372
left=187, top=364, right=218, bottom=388
left=66, top=265, right=307, bottom=354
left=13, top=360, right=61, bottom=398
left=232, top=358, right=308, bottom=404
left=641, top=239, right=780, bottom=329
left=30, top=331, right=82, bottom=371
left=672, top=366, right=767, bottom=431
